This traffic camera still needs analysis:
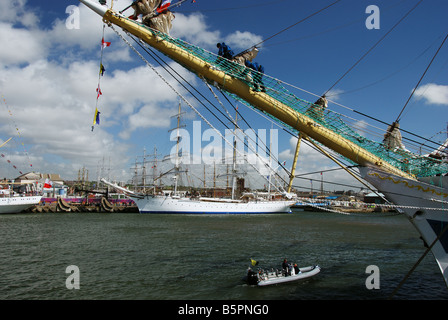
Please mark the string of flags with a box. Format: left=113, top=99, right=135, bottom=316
left=91, top=0, right=198, bottom=132
left=92, top=26, right=111, bottom=132
left=1, top=94, right=33, bottom=175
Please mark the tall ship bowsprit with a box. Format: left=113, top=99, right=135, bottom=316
left=79, top=0, right=448, bottom=288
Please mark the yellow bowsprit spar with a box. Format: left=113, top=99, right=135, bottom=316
left=79, top=0, right=445, bottom=183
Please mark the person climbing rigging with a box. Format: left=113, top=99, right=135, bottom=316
left=217, top=42, right=235, bottom=60
left=306, top=95, right=328, bottom=122
left=244, top=60, right=266, bottom=92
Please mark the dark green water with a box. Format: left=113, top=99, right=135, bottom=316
left=0, top=210, right=446, bottom=300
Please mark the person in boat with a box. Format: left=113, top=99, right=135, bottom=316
left=244, top=60, right=266, bottom=92
left=294, top=263, right=300, bottom=274
left=282, top=258, right=291, bottom=276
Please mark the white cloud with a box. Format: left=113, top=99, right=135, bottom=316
left=171, top=12, right=220, bottom=48
left=0, top=23, right=48, bottom=66
left=415, top=83, right=448, bottom=106
left=224, top=31, right=264, bottom=51
left=0, top=0, right=39, bottom=27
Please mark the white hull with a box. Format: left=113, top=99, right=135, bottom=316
left=247, top=265, right=321, bottom=286
left=360, top=167, right=448, bottom=286
left=134, top=195, right=295, bottom=214
left=0, top=196, right=42, bottom=214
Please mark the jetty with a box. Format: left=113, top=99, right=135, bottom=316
left=27, top=196, right=138, bottom=213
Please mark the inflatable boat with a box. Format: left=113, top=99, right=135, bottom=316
left=245, top=265, right=321, bottom=286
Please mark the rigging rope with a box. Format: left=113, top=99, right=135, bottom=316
left=324, top=0, right=424, bottom=96
left=239, top=0, right=342, bottom=55
left=1, top=94, right=33, bottom=174
left=395, top=31, right=448, bottom=122
left=389, top=221, right=448, bottom=299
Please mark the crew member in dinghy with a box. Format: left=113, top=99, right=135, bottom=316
left=282, top=258, right=291, bottom=276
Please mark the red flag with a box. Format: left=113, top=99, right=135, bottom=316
left=157, top=0, right=171, bottom=13
left=96, top=86, right=102, bottom=99
left=44, top=178, right=53, bottom=189
left=101, top=38, right=111, bottom=49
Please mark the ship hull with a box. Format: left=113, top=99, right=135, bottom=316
left=134, top=196, right=295, bottom=214
left=360, top=167, right=448, bottom=286
left=0, top=196, right=42, bottom=214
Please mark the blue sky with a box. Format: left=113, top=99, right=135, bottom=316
left=0, top=0, right=447, bottom=192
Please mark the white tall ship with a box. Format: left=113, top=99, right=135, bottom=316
left=82, top=0, right=448, bottom=287
left=103, top=102, right=296, bottom=214
left=129, top=193, right=294, bottom=214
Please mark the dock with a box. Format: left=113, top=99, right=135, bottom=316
left=27, top=196, right=139, bottom=213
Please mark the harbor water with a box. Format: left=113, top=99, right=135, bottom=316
left=0, top=209, right=446, bottom=300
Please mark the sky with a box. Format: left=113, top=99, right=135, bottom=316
left=0, top=0, right=447, bottom=193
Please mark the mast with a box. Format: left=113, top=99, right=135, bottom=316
left=172, top=101, right=183, bottom=196
left=79, top=0, right=415, bottom=180
left=231, top=109, right=238, bottom=200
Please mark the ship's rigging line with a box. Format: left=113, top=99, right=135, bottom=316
left=394, top=31, right=448, bottom=123
left=324, top=0, right=424, bottom=96
left=237, top=0, right=342, bottom=57
left=125, top=33, right=292, bottom=187
left=110, top=25, right=288, bottom=194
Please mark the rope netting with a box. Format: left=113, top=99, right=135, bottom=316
left=120, top=17, right=448, bottom=178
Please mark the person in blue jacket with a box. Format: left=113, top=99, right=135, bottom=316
left=217, top=42, right=234, bottom=60
left=244, top=60, right=266, bottom=92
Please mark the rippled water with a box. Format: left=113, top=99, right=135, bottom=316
left=0, top=210, right=446, bottom=300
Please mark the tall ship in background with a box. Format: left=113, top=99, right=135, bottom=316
left=103, top=102, right=296, bottom=214
left=81, top=0, right=448, bottom=287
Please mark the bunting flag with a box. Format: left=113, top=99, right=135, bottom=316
left=100, top=64, right=106, bottom=76
left=93, top=108, right=101, bottom=126
left=101, top=37, right=111, bottom=49
left=157, top=0, right=171, bottom=13
left=96, top=86, right=102, bottom=99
